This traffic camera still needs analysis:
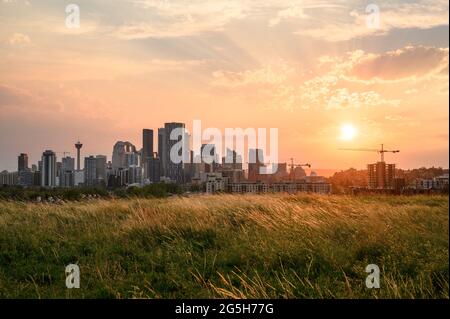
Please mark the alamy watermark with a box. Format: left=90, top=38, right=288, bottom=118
left=167, top=120, right=279, bottom=174
left=65, top=264, right=80, bottom=289
left=365, top=264, right=380, bottom=288
left=65, top=4, right=80, bottom=29
left=365, top=3, right=380, bottom=29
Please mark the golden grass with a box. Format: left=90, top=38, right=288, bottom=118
left=0, top=194, right=448, bottom=298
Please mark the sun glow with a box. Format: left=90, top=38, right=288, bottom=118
left=340, top=124, right=358, bottom=141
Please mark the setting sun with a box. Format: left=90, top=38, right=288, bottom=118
left=340, top=124, right=358, bottom=141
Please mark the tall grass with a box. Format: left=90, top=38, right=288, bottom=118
left=0, top=194, right=448, bottom=298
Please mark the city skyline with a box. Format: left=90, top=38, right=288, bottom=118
left=1, top=124, right=336, bottom=191
left=0, top=123, right=448, bottom=174
left=0, top=0, right=448, bottom=171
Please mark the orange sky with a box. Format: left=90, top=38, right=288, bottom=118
left=0, top=0, right=448, bottom=171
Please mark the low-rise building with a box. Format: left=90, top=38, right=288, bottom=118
left=416, top=174, right=449, bottom=190
left=227, top=180, right=331, bottom=194
left=0, top=170, right=18, bottom=186
left=205, top=173, right=226, bottom=193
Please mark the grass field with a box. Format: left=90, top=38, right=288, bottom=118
left=0, top=194, right=448, bottom=299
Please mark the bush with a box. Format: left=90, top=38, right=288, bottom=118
left=0, top=183, right=183, bottom=201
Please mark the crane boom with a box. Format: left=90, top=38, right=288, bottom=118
left=339, top=144, right=399, bottom=162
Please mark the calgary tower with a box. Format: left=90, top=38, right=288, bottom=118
left=74, top=141, right=83, bottom=171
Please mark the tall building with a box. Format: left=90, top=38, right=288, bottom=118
left=95, top=155, right=107, bottom=184
left=368, top=162, right=396, bottom=189
left=61, top=156, right=75, bottom=172
left=216, top=149, right=245, bottom=184
left=41, top=150, right=57, bottom=188
left=142, top=129, right=154, bottom=160
left=60, top=170, right=74, bottom=188
left=75, top=141, right=83, bottom=171
left=74, top=170, right=84, bottom=187
left=84, top=156, right=97, bottom=186
left=84, top=155, right=107, bottom=186
left=0, top=170, right=18, bottom=186
left=33, top=170, right=41, bottom=186
left=158, top=128, right=167, bottom=176
left=163, top=122, right=186, bottom=183
left=124, top=152, right=139, bottom=167
left=18, top=153, right=29, bottom=172
left=112, top=141, right=137, bottom=171
left=201, top=144, right=219, bottom=165
left=56, top=161, right=62, bottom=186
left=18, top=153, right=32, bottom=186
left=18, top=170, right=33, bottom=187
left=248, top=148, right=264, bottom=182
left=128, top=165, right=142, bottom=185
left=144, top=153, right=161, bottom=183
left=60, top=156, right=75, bottom=187
left=222, top=148, right=243, bottom=170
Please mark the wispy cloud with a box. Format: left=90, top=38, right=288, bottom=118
left=113, top=0, right=247, bottom=39
left=349, top=46, right=449, bottom=81
left=7, top=32, right=30, bottom=45
left=293, top=0, right=449, bottom=42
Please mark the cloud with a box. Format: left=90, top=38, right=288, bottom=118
left=113, top=0, right=247, bottom=39
left=210, top=57, right=400, bottom=111
left=326, top=89, right=400, bottom=110
left=210, top=60, right=305, bottom=110
left=350, top=46, right=449, bottom=81
left=2, top=0, right=31, bottom=4
left=0, top=84, right=61, bottom=112
left=293, top=0, right=449, bottom=42
left=7, top=32, right=30, bottom=45
left=211, top=61, right=295, bottom=87
left=268, top=2, right=309, bottom=27
left=0, top=83, right=116, bottom=122
left=0, top=84, right=34, bottom=108
left=210, top=45, right=447, bottom=111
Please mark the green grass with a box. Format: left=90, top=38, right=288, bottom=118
left=0, top=194, right=448, bottom=299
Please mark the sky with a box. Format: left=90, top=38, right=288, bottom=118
left=0, top=0, right=448, bottom=172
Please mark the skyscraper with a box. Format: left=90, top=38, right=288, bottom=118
left=112, top=141, right=137, bottom=171
left=142, top=129, right=154, bottom=160
left=158, top=128, right=167, bottom=176
left=61, top=156, right=76, bottom=187
left=61, top=156, right=75, bottom=172
left=18, top=153, right=29, bottom=172
left=143, top=129, right=154, bottom=180
left=41, top=150, right=57, bottom=187
left=144, top=152, right=161, bottom=183
left=84, top=156, right=97, bottom=186
left=201, top=143, right=216, bottom=173
left=75, top=141, right=83, bottom=171
left=248, top=148, right=264, bottom=182
left=60, top=171, right=74, bottom=188
left=128, top=165, right=142, bottom=185
left=163, top=122, right=186, bottom=183
left=95, top=155, right=107, bottom=185
left=222, top=148, right=243, bottom=170
left=84, top=155, right=107, bottom=186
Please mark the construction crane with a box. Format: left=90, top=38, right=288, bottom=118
left=339, top=144, right=399, bottom=162
left=55, top=151, right=71, bottom=157
left=289, top=158, right=311, bottom=171
left=289, top=158, right=311, bottom=181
